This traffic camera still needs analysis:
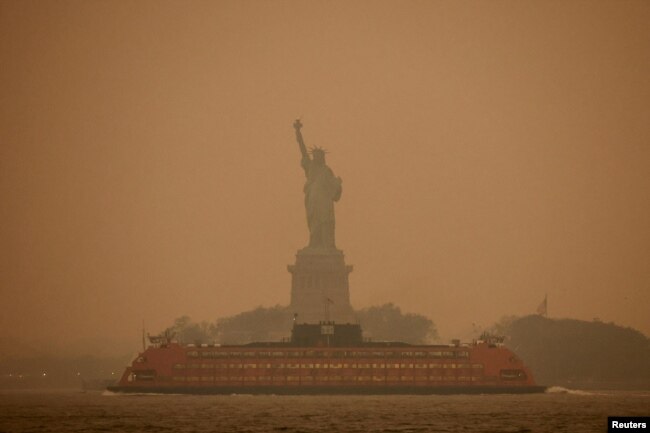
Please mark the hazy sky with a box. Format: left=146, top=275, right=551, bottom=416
left=1, top=1, right=649, bottom=355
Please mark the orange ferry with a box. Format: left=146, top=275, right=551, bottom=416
left=109, top=322, right=544, bottom=394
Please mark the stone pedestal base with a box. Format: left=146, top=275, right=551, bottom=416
left=288, top=248, right=354, bottom=323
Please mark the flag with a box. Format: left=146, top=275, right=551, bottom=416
left=536, top=295, right=548, bottom=317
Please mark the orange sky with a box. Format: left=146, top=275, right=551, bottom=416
left=1, top=0, right=649, bottom=355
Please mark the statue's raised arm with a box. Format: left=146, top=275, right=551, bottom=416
left=294, top=119, right=309, bottom=160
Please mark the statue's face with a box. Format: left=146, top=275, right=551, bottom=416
left=313, top=151, right=325, bottom=165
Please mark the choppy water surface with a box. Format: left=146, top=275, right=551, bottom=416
left=0, top=388, right=648, bottom=433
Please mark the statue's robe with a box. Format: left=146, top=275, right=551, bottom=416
left=301, top=156, right=342, bottom=250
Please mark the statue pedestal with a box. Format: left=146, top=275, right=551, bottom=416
left=288, top=248, right=354, bottom=323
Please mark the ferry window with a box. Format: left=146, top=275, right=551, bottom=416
left=134, top=370, right=155, bottom=381
left=429, top=351, right=442, bottom=358
left=305, top=351, right=316, bottom=357
left=200, top=351, right=213, bottom=358
left=472, top=363, right=484, bottom=369
left=201, top=376, right=214, bottom=381
left=243, top=352, right=255, bottom=357
left=172, top=376, right=186, bottom=381
left=187, top=376, right=200, bottom=382
left=457, top=363, right=471, bottom=369
left=201, top=364, right=213, bottom=369
left=271, top=351, right=284, bottom=357
left=332, top=351, right=344, bottom=358
left=500, top=369, right=527, bottom=380
left=429, top=363, right=441, bottom=368
left=457, top=351, right=469, bottom=358
left=372, top=352, right=385, bottom=358
left=402, top=352, right=413, bottom=357
left=244, top=363, right=256, bottom=369
left=258, top=352, right=270, bottom=358
left=230, top=352, right=241, bottom=357
left=173, top=364, right=186, bottom=370
left=188, top=363, right=200, bottom=369
left=414, top=352, right=426, bottom=358
left=442, top=351, right=455, bottom=358
left=186, top=351, right=199, bottom=358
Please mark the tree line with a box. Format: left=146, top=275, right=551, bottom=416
left=497, top=315, right=650, bottom=389
left=163, top=303, right=438, bottom=345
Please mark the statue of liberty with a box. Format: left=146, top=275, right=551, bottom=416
left=293, top=119, right=342, bottom=251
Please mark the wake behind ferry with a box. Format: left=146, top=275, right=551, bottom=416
left=108, top=321, right=545, bottom=394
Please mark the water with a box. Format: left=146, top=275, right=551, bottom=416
left=0, top=388, right=648, bottom=432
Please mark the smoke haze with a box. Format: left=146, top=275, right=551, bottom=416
left=1, top=1, right=649, bottom=355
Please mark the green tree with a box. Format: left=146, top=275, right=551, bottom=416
left=214, top=305, right=293, bottom=344
left=496, top=315, right=650, bottom=389
left=164, top=315, right=216, bottom=344
left=356, top=303, right=438, bottom=344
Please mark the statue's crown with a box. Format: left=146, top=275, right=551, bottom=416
left=310, top=146, right=328, bottom=155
